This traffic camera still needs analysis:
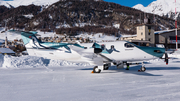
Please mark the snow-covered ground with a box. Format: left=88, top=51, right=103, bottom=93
left=0, top=53, right=180, bottom=101
left=1, top=27, right=180, bottom=100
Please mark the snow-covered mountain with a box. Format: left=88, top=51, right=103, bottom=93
left=133, top=0, right=180, bottom=17
left=0, top=0, right=59, bottom=8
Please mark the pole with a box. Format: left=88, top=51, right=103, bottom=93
left=175, top=0, right=178, bottom=50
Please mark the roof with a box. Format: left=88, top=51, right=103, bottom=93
left=0, top=39, right=4, bottom=46
left=129, top=40, right=150, bottom=43
left=121, top=35, right=137, bottom=38
left=136, top=23, right=155, bottom=27
left=0, top=48, right=15, bottom=54
left=154, top=29, right=180, bottom=35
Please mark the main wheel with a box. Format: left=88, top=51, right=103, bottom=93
left=93, top=66, right=101, bottom=73
left=103, top=64, right=109, bottom=70
left=140, top=66, right=146, bottom=72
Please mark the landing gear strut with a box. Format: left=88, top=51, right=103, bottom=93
left=103, top=63, right=111, bottom=70
left=125, top=63, right=129, bottom=70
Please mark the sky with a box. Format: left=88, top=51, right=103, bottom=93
left=104, top=0, right=155, bottom=7
left=1, top=0, right=155, bottom=7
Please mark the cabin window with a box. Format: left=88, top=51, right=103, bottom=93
left=124, top=43, right=134, bottom=48
left=149, top=32, right=151, bottom=35
left=141, top=32, right=143, bottom=35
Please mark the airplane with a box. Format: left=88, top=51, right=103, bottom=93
left=69, top=41, right=169, bottom=73
left=8, top=30, right=91, bottom=62
left=8, top=30, right=169, bottom=73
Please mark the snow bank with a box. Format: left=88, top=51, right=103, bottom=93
left=0, top=54, right=4, bottom=67
left=0, top=55, right=89, bottom=69
left=2, top=55, right=47, bottom=69
left=48, top=59, right=90, bottom=67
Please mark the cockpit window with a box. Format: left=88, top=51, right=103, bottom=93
left=124, top=43, right=134, bottom=48
left=101, top=44, right=105, bottom=50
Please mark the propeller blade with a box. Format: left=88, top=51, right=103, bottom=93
left=165, top=53, right=169, bottom=65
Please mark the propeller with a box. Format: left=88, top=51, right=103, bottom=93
left=164, top=37, right=169, bottom=65
left=164, top=53, right=169, bottom=65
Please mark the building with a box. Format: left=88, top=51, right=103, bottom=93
left=155, top=29, right=180, bottom=49
left=121, top=23, right=155, bottom=46
left=121, top=17, right=180, bottom=49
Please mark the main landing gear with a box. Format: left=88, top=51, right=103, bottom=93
left=92, top=66, right=101, bottom=73
left=92, top=63, right=111, bottom=73
left=103, top=63, right=111, bottom=70
left=92, top=62, right=146, bottom=73
left=125, top=62, right=146, bottom=72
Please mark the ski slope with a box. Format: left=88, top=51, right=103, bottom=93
left=0, top=53, right=180, bottom=101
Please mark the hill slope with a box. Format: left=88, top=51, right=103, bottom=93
left=0, top=0, right=179, bottom=35
left=133, top=0, right=180, bottom=20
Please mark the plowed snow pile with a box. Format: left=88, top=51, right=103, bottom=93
left=0, top=55, right=89, bottom=68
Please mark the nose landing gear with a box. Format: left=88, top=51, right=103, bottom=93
left=138, top=62, right=146, bottom=72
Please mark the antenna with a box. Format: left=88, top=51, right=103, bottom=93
left=175, top=0, right=178, bottom=50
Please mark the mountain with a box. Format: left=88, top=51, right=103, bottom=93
left=0, top=0, right=179, bottom=35
left=0, top=0, right=60, bottom=8
left=133, top=0, right=180, bottom=20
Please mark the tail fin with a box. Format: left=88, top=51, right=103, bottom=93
left=9, top=30, right=40, bottom=45
left=9, top=30, right=42, bottom=56
left=21, top=31, right=40, bottom=45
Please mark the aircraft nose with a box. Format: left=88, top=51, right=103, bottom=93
left=138, top=46, right=166, bottom=58
left=153, top=49, right=165, bottom=58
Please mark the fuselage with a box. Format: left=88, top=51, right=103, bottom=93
left=70, top=41, right=165, bottom=63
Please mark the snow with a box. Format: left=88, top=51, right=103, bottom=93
left=1, top=55, right=89, bottom=69
left=121, top=34, right=137, bottom=38
left=0, top=27, right=180, bottom=100
left=23, top=14, right=34, bottom=19
left=0, top=0, right=60, bottom=8
left=133, top=0, right=180, bottom=17
left=113, top=23, right=120, bottom=29
left=0, top=48, right=15, bottom=53
left=76, top=33, right=118, bottom=42
left=0, top=53, right=180, bottom=100
left=1, top=27, right=180, bottom=100
left=154, top=29, right=175, bottom=34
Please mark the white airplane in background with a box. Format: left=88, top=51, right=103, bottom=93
left=9, top=30, right=169, bottom=73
